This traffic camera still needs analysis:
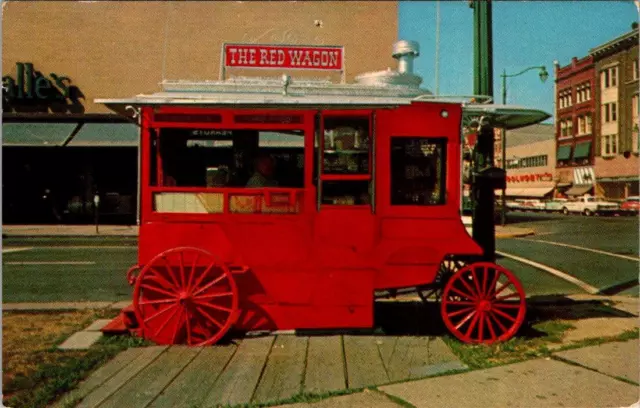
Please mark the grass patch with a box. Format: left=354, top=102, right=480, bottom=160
left=2, top=310, right=145, bottom=408
left=442, top=319, right=576, bottom=369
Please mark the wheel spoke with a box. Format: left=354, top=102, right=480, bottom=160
left=147, top=267, right=178, bottom=290
left=186, top=253, right=200, bottom=293
left=449, top=286, right=476, bottom=301
left=190, top=262, right=217, bottom=295
left=477, top=312, right=485, bottom=341
left=194, top=299, right=233, bottom=314
left=492, top=307, right=517, bottom=323
left=495, top=292, right=521, bottom=301
left=486, top=270, right=502, bottom=298
left=195, top=305, right=224, bottom=329
left=140, top=283, right=179, bottom=299
left=485, top=313, right=497, bottom=341
left=154, top=306, right=180, bottom=337
left=494, top=280, right=512, bottom=297
left=172, top=307, right=184, bottom=344
left=464, top=312, right=480, bottom=338
left=456, top=274, right=479, bottom=300
left=469, top=267, right=483, bottom=299
left=143, top=303, right=178, bottom=324
left=185, top=308, right=193, bottom=346
left=193, top=292, right=234, bottom=301
left=481, top=267, right=489, bottom=298
left=192, top=273, right=227, bottom=297
left=179, top=251, right=187, bottom=291
left=488, top=311, right=508, bottom=333
left=447, top=306, right=475, bottom=318
left=454, top=309, right=476, bottom=330
left=160, top=256, right=182, bottom=290
left=139, top=298, right=176, bottom=306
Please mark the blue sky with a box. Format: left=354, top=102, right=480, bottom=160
left=399, top=1, right=638, bottom=122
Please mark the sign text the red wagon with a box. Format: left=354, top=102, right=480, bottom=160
left=224, top=45, right=343, bottom=71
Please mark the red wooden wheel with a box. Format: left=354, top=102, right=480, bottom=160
left=441, top=262, right=526, bottom=344
left=133, top=247, right=239, bottom=346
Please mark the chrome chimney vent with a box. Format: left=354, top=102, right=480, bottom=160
left=392, top=40, right=420, bottom=74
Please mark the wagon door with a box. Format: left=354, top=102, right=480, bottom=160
left=313, top=110, right=377, bottom=263
left=373, top=102, right=481, bottom=289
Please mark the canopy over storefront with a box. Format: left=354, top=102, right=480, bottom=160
left=565, top=184, right=593, bottom=196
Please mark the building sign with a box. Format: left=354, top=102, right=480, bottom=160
left=573, top=166, right=595, bottom=185
left=507, top=172, right=553, bottom=183
left=223, top=44, right=344, bottom=70
left=2, top=62, right=70, bottom=101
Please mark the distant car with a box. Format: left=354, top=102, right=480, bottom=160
left=620, top=196, right=640, bottom=215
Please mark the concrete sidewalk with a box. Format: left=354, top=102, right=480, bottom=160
left=2, top=223, right=534, bottom=238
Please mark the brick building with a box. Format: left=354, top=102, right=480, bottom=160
left=591, top=24, right=639, bottom=199
left=1, top=1, right=398, bottom=224
left=553, top=56, right=597, bottom=196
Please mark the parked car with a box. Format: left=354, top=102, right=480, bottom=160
left=561, top=195, right=619, bottom=216
left=620, top=196, right=640, bottom=215
left=545, top=198, right=568, bottom=213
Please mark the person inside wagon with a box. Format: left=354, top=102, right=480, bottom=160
left=246, top=153, right=279, bottom=188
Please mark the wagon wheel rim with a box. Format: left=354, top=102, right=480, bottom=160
left=133, top=247, right=239, bottom=346
left=440, top=262, right=526, bottom=344
left=418, top=256, right=467, bottom=302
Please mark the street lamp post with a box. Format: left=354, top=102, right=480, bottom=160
left=499, top=65, right=549, bottom=225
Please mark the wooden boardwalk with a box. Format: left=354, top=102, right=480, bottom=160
left=57, top=334, right=466, bottom=408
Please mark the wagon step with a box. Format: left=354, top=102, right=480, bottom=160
left=101, top=304, right=140, bottom=335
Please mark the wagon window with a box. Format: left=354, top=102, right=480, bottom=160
left=157, top=128, right=304, bottom=188
left=319, top=115, right=372, bottom=206
left=390, top=137, right=446, bottom=206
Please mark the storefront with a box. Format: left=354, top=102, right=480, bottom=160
left=2, top=1, right=397, bottom=224
left=498, top=124, right=557, bottom=199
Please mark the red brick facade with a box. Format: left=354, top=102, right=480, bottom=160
left=554, top=56, right=596, bottom=185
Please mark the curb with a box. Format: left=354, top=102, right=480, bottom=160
left=496, top=229, right=535, bottom=239
left=2, top=301, right=130, bottom=312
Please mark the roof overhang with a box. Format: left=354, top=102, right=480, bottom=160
left=96, top=89, right=550, bottom=131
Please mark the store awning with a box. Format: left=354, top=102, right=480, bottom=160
left=565, top=184, right=593, bottom=196
left=500, top=187, right=555, bottom=198
left=2, top=123, right=79, bottom=146
left=597, top=176, right=640, bottom=183
left=557, top=145, right=572, bottom=161
left=66, top=123, right=139, bottom=147
left=573, top=141, right=592, bottom=159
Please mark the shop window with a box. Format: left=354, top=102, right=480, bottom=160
left=634, top=60, right=639, bottom=81
left=390, top=137, right=446, bottom=206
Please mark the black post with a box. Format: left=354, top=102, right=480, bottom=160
left=471, top=0, right=496, bottom=262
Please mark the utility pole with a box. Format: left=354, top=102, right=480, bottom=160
left=469, top=0, right=497, bottom=262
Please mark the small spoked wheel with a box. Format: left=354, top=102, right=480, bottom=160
left=133, top=247, right=239, bottom=346
left=418, top=256, right=467, bottom=302
left=441, top=262, right=526, bottom=344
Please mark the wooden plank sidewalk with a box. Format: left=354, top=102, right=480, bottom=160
left=62, top=334, right=467, bottom=408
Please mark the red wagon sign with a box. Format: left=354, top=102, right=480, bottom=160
left=223, top=44, right=344, bottom=70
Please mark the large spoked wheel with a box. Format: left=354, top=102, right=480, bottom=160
left=417, top=256, right=467, bottom=302
left=441, top=262, right=526, bottom=344
left=133, top=247, right=239, bottom=346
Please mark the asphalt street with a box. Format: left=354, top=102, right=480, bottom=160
left=498, top=212, right=639, bottom=297
left=2, top=213, right=638, bottom=302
